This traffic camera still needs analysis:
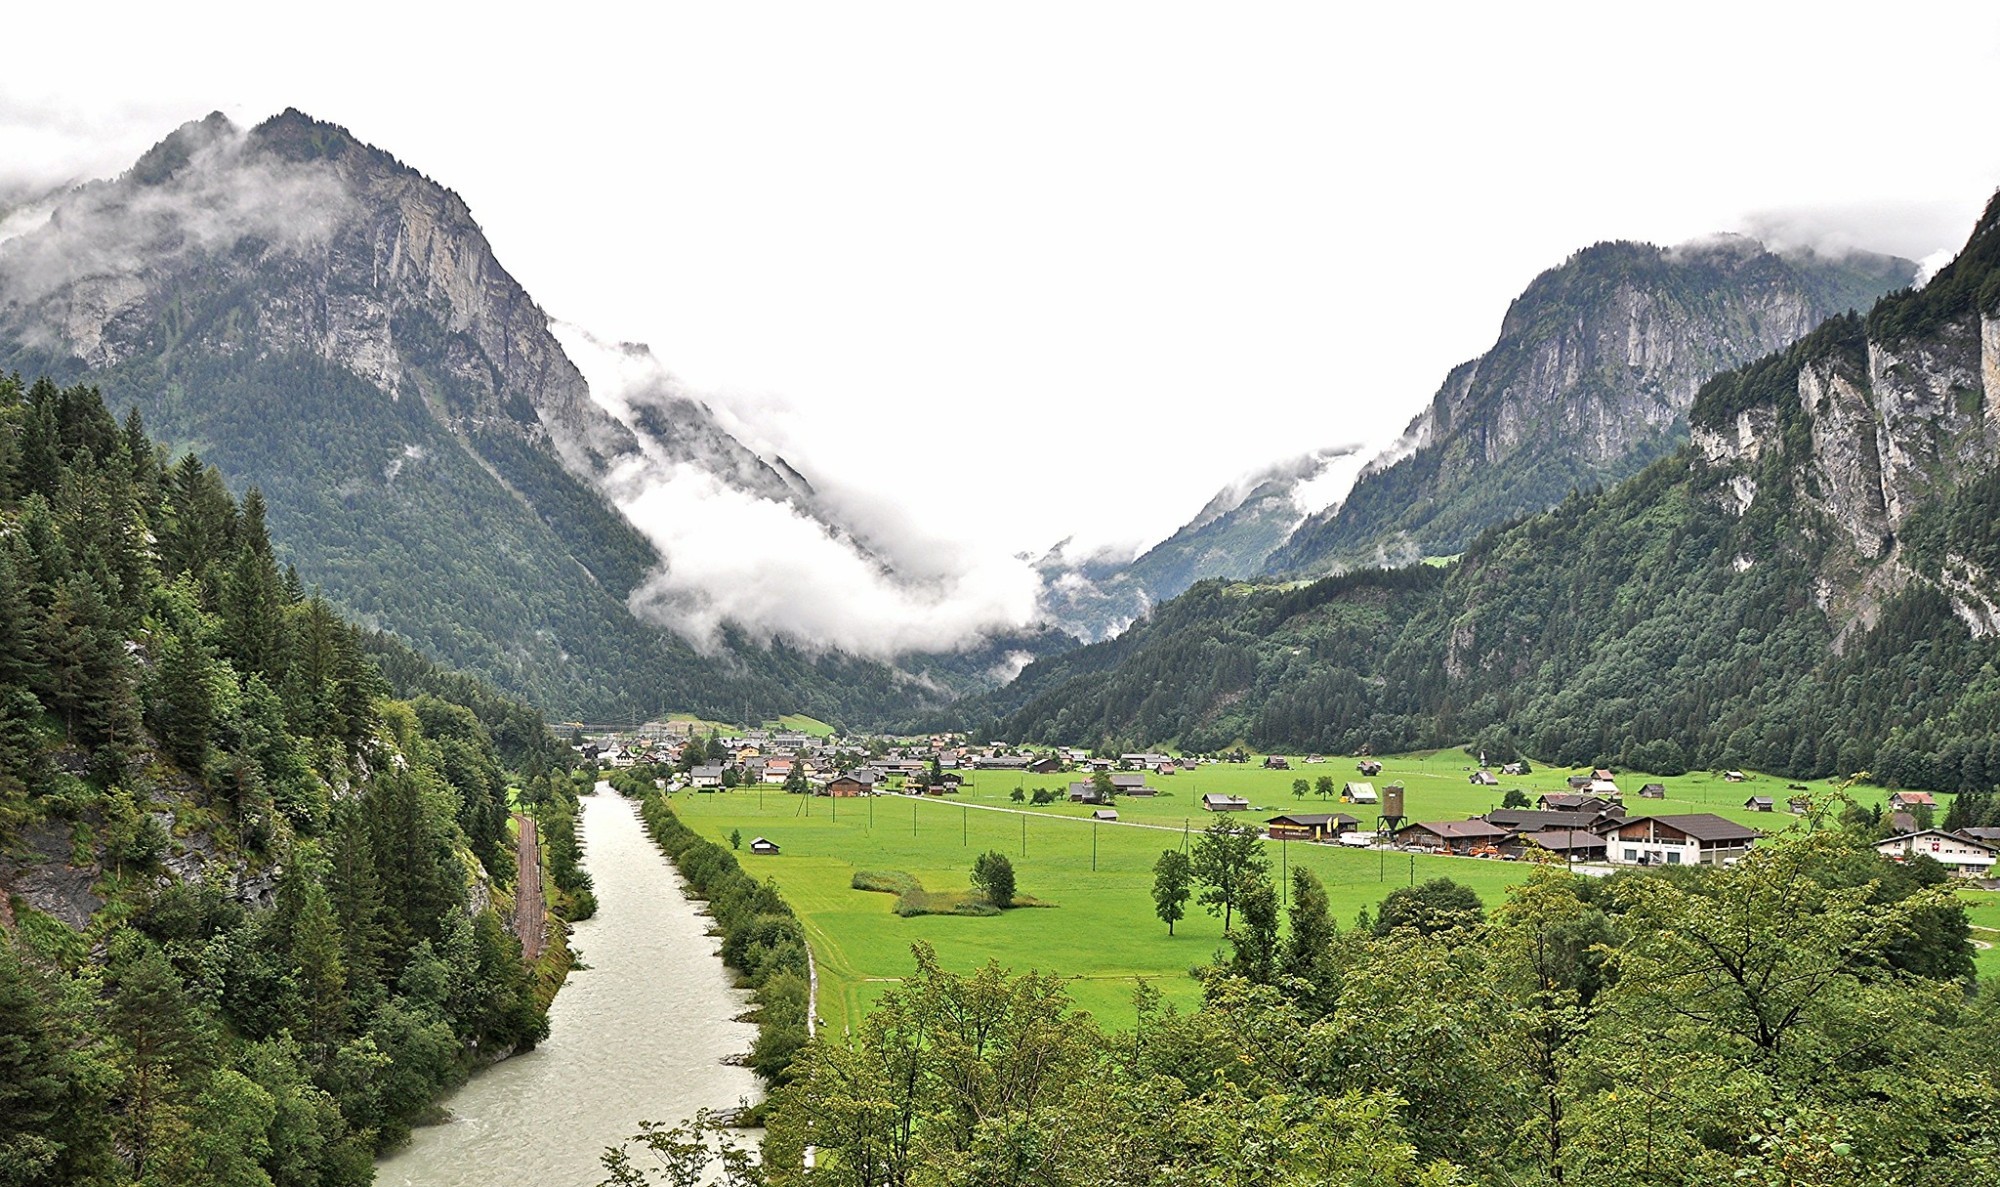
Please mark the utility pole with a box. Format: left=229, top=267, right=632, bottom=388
left=963, top=807, right=968, bottom=846
left=1021, top=814, right=1027, bottom=857
left=1092, top=821, right=1098, bottom=871
left=1281, top=836, right=1288, bottom=905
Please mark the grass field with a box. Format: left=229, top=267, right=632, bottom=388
left=656, top=751, right=1994, bottom=1031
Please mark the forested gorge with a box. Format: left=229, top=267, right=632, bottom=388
left=0, top=375, right=573, bottom=1185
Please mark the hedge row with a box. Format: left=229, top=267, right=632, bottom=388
left=638, top=792, right=812, bottom=1086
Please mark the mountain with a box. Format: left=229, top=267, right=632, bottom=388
left=968, top=191, right=2000, bottom=798
left=0, top=111, right=982, bottom=724
left=1036, top=449, right=1357, bottom=640
left=1267, top=236, right=1918, bottom=574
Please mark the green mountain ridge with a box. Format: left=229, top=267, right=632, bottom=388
left=965, top=192, right=2000, bottom=798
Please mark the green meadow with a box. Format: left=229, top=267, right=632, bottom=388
left=658, top=752, right=1989, bottom=1031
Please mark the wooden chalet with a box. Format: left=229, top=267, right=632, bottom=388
left=1343, top=781, right=1379, bottom=804
left=1265, top=812, right=1361, bottom=841
left=1501, top=829, right=1608, bottom=862
left=1889, top=791, right=1937, bottom=812
left=1603, top=814, right=1759, bottom=867
left=1263, top=756, right=1291, bottom=770
left=1068, top=781, right=1110, bottom=805
left=1393, top=819, right=1510, bottom=855
left=1027, top=756, right=1066, bottom=775
left=1356, top=760, right=1384, bottom=776
left=1743, top=796, right=1775, bottom=812
left=1468, top=770, right=1499, bottom=786
left=1537, top=793, right=1618, bottom=814
left=1638, top=783, right=1667, bottom=799
left=1111, top=774, right=1155, bottom=795
left=1483, top=808, right=1617, bottom=835
left=821, top=773, right=874, bottom=797
left=749, top=837, right=781, bottom=855
left=1201, top=793, right=1251, bottom=812
left=1092, top=808, right=1119, bottom=821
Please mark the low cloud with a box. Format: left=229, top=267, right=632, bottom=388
left=1736, top=198, right=1976, bottom=265
left=0, top=114, right=353, bottom=337
left=555, top=322, right=1045, bottom=658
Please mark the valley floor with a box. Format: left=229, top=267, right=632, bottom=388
left=658, top=751, right=1998, bottom=1031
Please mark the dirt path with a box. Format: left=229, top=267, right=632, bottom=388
left=515, top=812, right=546, bottom=962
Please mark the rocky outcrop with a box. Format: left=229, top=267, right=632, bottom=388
left=1270, top=238, right=1917, bottom=574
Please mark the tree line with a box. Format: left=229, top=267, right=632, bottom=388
left=0, top=375, right=574, bottom=1185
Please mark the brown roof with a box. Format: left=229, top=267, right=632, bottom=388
left=1620, top=813, right=1761, bottom=843
left=1400, top=820, right=1510, bottom=841
left=1266, top=813, right=1361, bottom=828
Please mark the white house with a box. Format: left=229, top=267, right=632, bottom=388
left=1602, top=814, right=1759, bottom=867
left=1877, top=829, right=1997, bottom=878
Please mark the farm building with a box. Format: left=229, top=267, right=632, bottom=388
left=1092, top=809, right=1119, bottom=821
left=1889, top=791, right=1937, bottom=812
left=1502, top=829, right=1608, bottom=862
left=1744, top=796, right=1775, bottom=812
left=1111, top=774, right=1155, bottom=795
left=1393, top=820, right=1510, bottom=856
left=1538, top=793, right=1618, bottom=815
left=821, top=774, right=874, bottom=797
left=1265, top=812, right=1361, bottom=841
left=1468, top=771, right=1499, bottom=786
left=749, top=837, right=781, bottom=855
left=1877, top=829, right=1997, bottom=877
left=1639, top=783, right=1667, bottom=799
left=1068, top=781, right=1111, bottom=805
left=1343, top=782, right=1379, bottom=804
left=1483, top=808, right=1617, bottom=835
left=1263, top=756, right=1291, bottom=770
left=1357, top=760, right=1384, bottom=776
left=1202, top=793, right=1251, bottom=812
left=1603, top=815, right=1759, bottom=867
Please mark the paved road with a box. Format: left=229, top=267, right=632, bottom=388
left=514, top=812, right=546, bottom=962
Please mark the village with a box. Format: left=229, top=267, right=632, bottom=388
left=573, top=723, right=2000, bottom=883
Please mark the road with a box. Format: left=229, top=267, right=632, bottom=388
left=514, top=812, right=546, bottom=962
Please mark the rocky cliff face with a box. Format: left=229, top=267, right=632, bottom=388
left=0, top=110, right=803, bottom=510
left=1269, top=237, right=1917, bottom=574
left=1689, top=193, right=2000, bottom=640
left=0, top=112, right=970, bottom=722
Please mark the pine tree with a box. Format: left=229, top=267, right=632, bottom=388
left=327, top=798, right=388, bottom=1012
left=0, top=941, right=68, bottom=1183
left=105, top=933, right=213, bottom=1180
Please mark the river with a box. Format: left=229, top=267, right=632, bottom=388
left=376, top=788, right=762, bottom=1186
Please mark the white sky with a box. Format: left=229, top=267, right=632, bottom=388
left=5, top=1, right=1999, bottom=563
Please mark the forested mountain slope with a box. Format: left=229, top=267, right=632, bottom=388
left=0, top=111, right=971, bottom=726
left=979, top=193, right=2000, bottom=797
left=1269, top=237, right=1915, bottom=573
left=0, top=374, right=580, bottom=1184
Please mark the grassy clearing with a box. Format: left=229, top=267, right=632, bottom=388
left=772, top=714, right=837, bottom=737
left=1964, top=890, right=2000, bottom=979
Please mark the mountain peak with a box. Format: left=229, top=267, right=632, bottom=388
left=126, top=110, right=237, bottom=186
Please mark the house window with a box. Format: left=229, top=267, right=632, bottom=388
left=1666, top=851, right=1681, bottom=865
left=1624, top=849, right=1637, bottom=861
